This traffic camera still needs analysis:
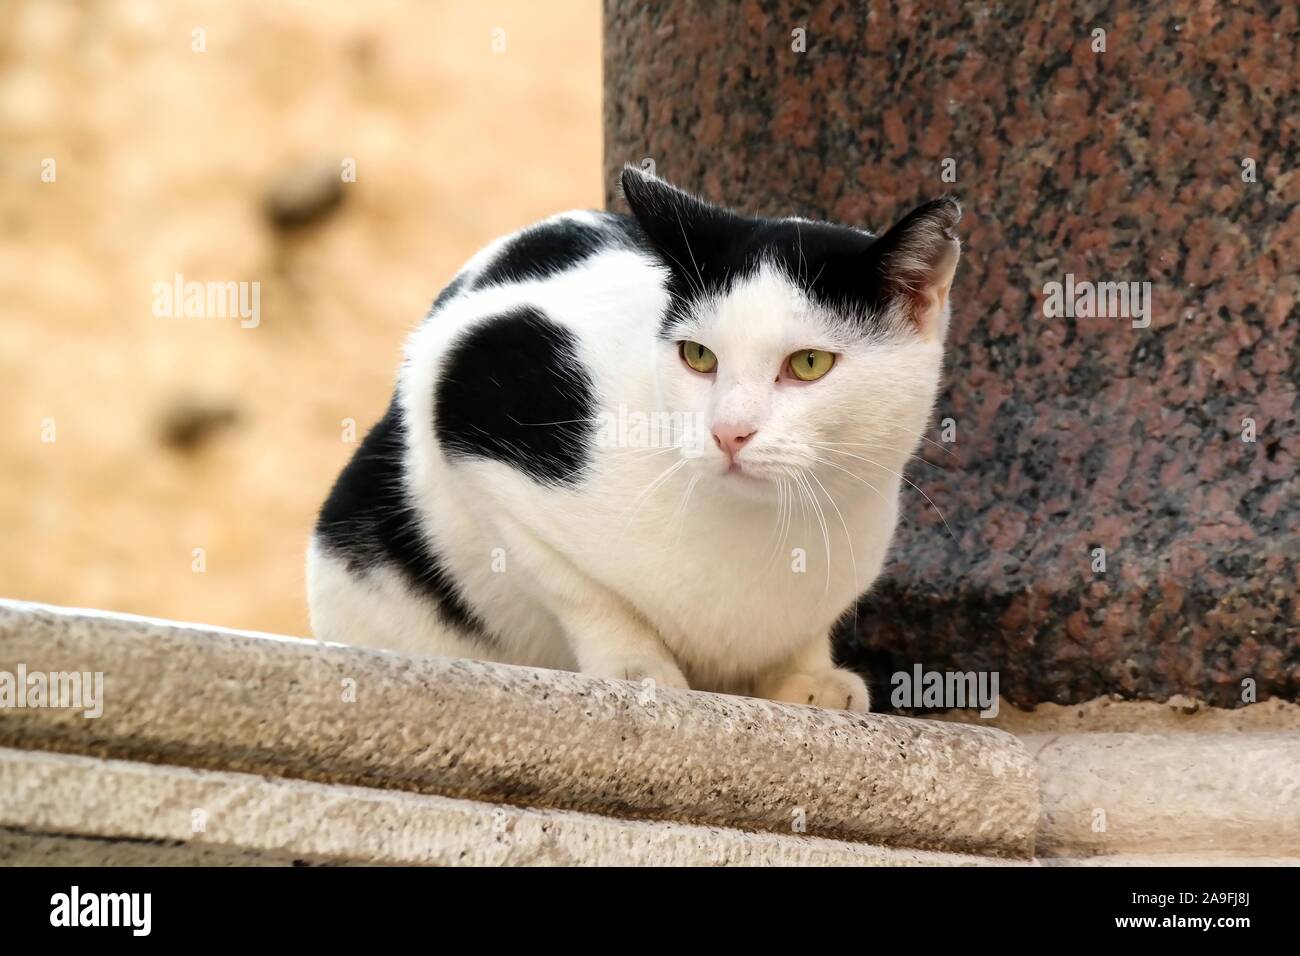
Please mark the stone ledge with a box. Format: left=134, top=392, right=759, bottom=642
left=932, top=696, right=1300, bottom=734
left=1041, top=854, right=1300, bottom=867
left=0, top=747, right=1025, bottom=867
left=1026, top=732, right=1300, bottom=859
left=6, top=600, right=1295, bottom=866
left=0, top=601, right=1039, bottom=859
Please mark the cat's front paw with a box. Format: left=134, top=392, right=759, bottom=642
left=586, top=654, right=689, bottom=692
left=759, top=668, right=870, bottom=712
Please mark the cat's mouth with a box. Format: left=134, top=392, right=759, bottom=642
left=712, top=453, right=823, bottom=492
left=719, top=459, right=772, bottom=486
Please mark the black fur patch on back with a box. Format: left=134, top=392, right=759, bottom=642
left=435, top=306, right=595, bottom=485
left=471, top=216, right=633, bottom=289
left=315, top=401, right=487, bottom=637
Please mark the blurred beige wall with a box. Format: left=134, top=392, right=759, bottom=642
left=0, top=1, right=603, bottom=635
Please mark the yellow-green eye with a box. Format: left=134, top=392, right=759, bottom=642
left=787, top=349, right=835, bottom=382
left=680, top=341, right=717, bottom=373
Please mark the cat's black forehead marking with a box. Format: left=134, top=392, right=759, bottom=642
left=471, top=215, right=634, bottom=289
left=648, top=216, right=885, bottom=338
left=315, top=401, right=489, bottom=638
left=436, top=306, right=595, bottom=486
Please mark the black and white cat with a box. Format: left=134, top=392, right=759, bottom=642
left=308, top=168, right=960, bottom=712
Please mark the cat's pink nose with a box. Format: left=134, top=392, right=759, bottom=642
left=712, top=426, right=756, bottom=460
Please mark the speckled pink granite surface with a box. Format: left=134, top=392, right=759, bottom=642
left=604, top=0, right=1298, bottom=707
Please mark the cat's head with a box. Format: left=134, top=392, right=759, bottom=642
left=621, top=166, right=960, bottom=496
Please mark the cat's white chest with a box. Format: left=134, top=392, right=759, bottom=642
left=541, top=459, right=898, bottom=686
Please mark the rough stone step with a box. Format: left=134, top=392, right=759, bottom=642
left=0, top=600, right=1040, bottom=859
left=4, top=600, right=1295, bottom=866
left=0, top=747, right=1027, bottom=867
left=1026, top=732, right=1300, bottom=858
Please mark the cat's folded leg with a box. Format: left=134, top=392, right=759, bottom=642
left=495, top=520, right=689, bottom=690
left=753, top=635, right=870, bottom=712
left=546, top=580, right=689, bottom=690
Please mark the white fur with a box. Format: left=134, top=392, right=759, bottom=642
left=308, top=212, right=952, bottom=711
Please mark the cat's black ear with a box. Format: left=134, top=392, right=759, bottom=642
left=868, top=196, right=961, bottom=339
left=620, top=166, right=739, bottom=280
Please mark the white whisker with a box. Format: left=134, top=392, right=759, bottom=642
left=814, top=447, right=958, bottom=544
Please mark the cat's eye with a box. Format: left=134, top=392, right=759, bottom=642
left=680, top=340, right=717, bottom=374
left=786, top=349, right=835, bottom=382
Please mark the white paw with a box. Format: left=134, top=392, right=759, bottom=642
left=760, top=668, right=871, bottom=712
left=586, top=654, right=689, bottom=691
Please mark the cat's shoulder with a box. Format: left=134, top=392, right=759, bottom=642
left=460, top=209, right=647, bottom=292
left=418, top=209, right=659, bottom=328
